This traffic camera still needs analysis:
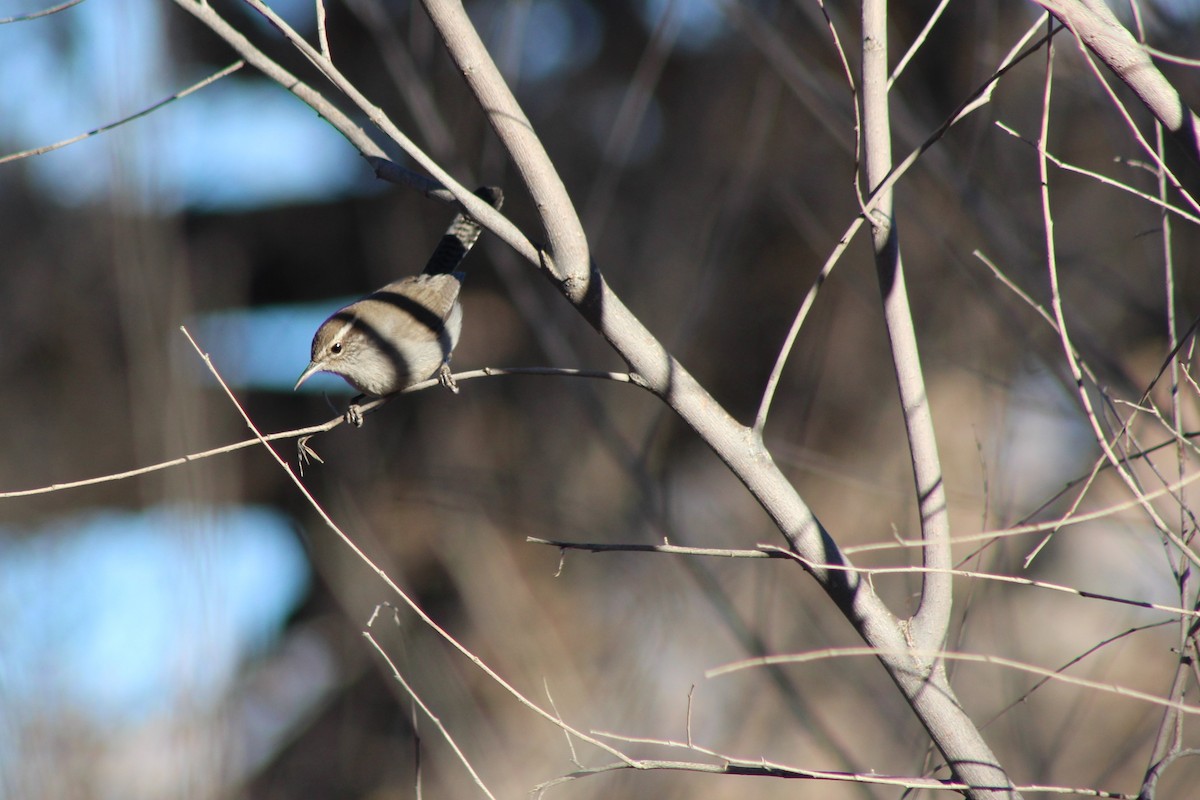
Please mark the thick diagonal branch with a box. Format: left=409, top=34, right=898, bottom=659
left=1035, top=0, right=1200, bottom=166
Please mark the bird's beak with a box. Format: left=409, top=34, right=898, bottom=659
left=294, top=361, right=323, bottom=391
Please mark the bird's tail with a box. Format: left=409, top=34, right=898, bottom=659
left=422, top=185, right=504, bottom=276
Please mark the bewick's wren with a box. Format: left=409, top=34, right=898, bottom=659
left=294, top=187, right=502, bottom=419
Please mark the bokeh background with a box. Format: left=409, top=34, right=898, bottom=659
left=3, top=0, right=1200, bottom=797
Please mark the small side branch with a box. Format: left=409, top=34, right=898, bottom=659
left=0, top=0, right=84, bottom=24
left=0, top=61, right=245, bottom=165
left=527, top=537, right=783, bottom=560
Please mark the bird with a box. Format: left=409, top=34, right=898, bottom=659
left=294, top=187, right=502, bottom=423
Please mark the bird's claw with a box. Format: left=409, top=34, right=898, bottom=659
left=438, top=364, right=459, bottom=394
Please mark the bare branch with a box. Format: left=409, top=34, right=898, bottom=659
left=0, top=365, right=635, bottom=498
left=754, top=16, right=1052, bottom=435
left=527, top=537, right=780, bottom=559
left=363, top=631, right=497, bottom=800
left=0, top=0, right=84, bottom=24
left=709, top=647, right=1200, bottom=717
left=418, top=0, right=589, bottom=285
left=1035, top=0, right=1200, bottom=166
left=530, top=536, right=1200, bottom=619
left=180, top=327, right=642, bottom=767
left=168, top=0, right=528, bottom=258
left=992, top=122, right=1200, bottom=227
left=1036, top=29, right=1200, bottom=573
left=845, top=464, right=1200, bottom=552
left=567, top=733, right=1134, bottom=797
left=863, top=0, right=952, bottom=655
left=0, top=61, right=245, bottom=165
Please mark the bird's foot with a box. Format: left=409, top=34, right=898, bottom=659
left=345, top=396, right=366, bottom=427
left=438, top=364, right=459, bottom=394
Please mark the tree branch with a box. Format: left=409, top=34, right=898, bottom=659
left=1034, top=0, right=1200, bottom=166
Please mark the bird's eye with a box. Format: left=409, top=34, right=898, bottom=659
left=331, top=342, right=343, bottom=354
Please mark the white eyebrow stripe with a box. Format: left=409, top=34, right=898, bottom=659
left=329, top=316, right=358, bottom=341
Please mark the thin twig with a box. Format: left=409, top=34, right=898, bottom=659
left=1037, top=30, right=1200, bottom=572
left=753, top=16, right=1052, bottom=435
left=180, top=327, right=639, bottom=766
left=0, top=366, right=636, bottom=498
left=0, top=0, right=84, bottom=24
left=528, top=536, right=1199, bottom=620
left=845, top=465, right=1200, bottom=552
left=541, top=731, right=1133, bottom=797
left=889, top=0, right=951, bottom=88
left=992, top=122, right=1200, bottom=227
left=709, top=647, right=1200, bottom=717
left=981, top=620, right=1174, bottom=730
left=976, top=246, right=1200, bottom=565
left=1143, top=45, right=1200, bottom=68
left=0, top=61, right=245, bottom=165
left=1136, top=0, right=1198, bottom=777
left=527, top=537, right=779, bottom=558
left=168, top=0, right=526, bottom=258
left=762, top=546, right=1200, bottom=620
left=363, top=631, right=497, bottom=800
left=542, top=678, right=580, bottom=768
left=534, top=753, right=969, bottom=795
left=0, top=418, right=333, bottom=499
left=1066, top=30, right=1200, bottom=217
